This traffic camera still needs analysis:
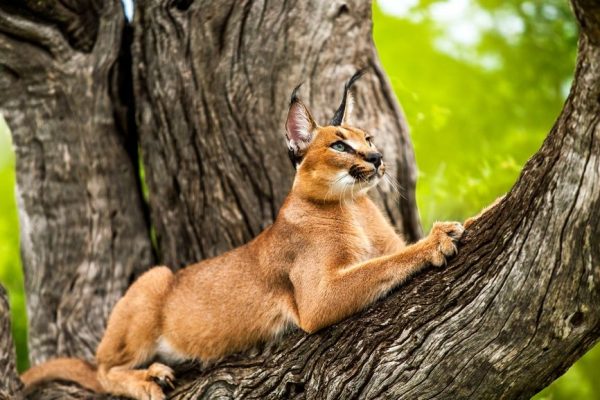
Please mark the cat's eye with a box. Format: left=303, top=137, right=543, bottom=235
left=331, top=141, right=347, bottom=152
left=366, top=136, right=374, bottom=146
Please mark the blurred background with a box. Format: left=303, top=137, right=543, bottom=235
left=0, top=0, right=598, bottom=398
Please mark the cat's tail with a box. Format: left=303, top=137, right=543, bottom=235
left=21, top=357, right=103, bottom=393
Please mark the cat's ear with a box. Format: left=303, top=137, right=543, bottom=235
left=285, top=84, right=317, bottom=168
left=330, top=69, right=366, bottom=126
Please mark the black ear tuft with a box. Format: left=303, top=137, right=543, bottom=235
left=290, top=83, right=303, bottom=106
left=330, top=68, right=367, bottom=126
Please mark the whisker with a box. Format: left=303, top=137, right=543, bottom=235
left=384, top=176, right=401, bottom=195
left=383, top=175, right=397, bottom=193
left=384, top=173, right=407, bottom=200
left=385, top=172, right=405, bottom=191
left=326, top=173, right=349, bottom=202
left=338, top=179, right=347, bottom=211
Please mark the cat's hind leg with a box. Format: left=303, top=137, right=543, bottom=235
left=95, top=266, right=176, bottom=400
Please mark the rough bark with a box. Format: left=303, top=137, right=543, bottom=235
left=4, top=0, right=600, bottom=399
left=0, top=285, right=22, bottom=400
left=132, top=0, right=422, bottom=267
left=0, top=1, right=153, bottom=364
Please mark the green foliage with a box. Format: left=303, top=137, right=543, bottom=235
left=535, top=344, right=600, bottom=399
left=373, top=0, right=577, bottom=229
left=0, top=117, right=28, bottom=371
left=0, top=1, right=596, bottom=397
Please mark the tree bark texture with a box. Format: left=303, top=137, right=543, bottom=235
left=0, top=1, right=153, bottom=364
left=0, top=285, right=22, bottom=400
left=132, top=0, right=422, bottom=267
left=1, top=0, right=600, bottom=399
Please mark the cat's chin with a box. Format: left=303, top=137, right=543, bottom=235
left=353, top=176, right=380, bottom=194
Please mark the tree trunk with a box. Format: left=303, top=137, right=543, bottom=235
left=0, top=0, right=153, bottom=364
left=132, top=0, right=421, bottom=268
left=0, top=285, right=22, bottom=400
left=2, top=0, right=600, bottom=399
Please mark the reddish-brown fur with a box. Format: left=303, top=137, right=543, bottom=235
left=21, top=86, right=464, bottom=400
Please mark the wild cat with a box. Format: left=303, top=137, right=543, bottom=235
left=22, top=71, right=464, bottom=399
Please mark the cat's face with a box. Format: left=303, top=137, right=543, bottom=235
left=284, top=71, right=385, bottom=202
left=293, top=125, right=384, bottom=201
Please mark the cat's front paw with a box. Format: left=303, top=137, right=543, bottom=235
left=147, top=362, right=175, bottom=390
left=425, top=221, right=464, bottom=267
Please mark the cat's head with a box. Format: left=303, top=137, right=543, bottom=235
left=285, top=70, right=385, bottom=202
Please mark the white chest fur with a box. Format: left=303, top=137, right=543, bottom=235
left=156, top=337, right=188, bottom=364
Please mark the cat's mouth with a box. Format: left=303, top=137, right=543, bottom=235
left=349, top=165, right=383, bottom=182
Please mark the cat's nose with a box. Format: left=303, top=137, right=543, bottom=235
left=364, top=152, right=382, bottom=169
